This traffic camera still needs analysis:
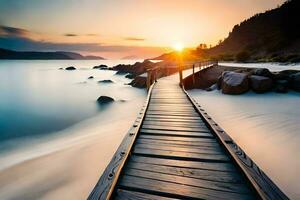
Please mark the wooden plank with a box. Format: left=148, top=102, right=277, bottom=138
left=118, top=175, right=254, bottom=200
left=133, top=147, right=230, bottom=162
left=123, top=168, right=251, bottom=194
left=143, top=119, right=206, bottom=125
left=125, top=162, right=244, bottom=184
left=144, top=117, right=203, bottom=123
left=140, top=129, right=212, bottom=138
left=136, top=138, right=220, bottom=148
left=114, top=189, right=177, bottom=200
left=129, top=155, right=237, bottom=172
left=145, top=114, right=201, bottom=120
left=133, top=143, right=224, bottom=155
left=142, top=120, right=207, bottom=128
left=138, top=134, right=216, bottom=143
left=142, top=124, right=209, bottom=133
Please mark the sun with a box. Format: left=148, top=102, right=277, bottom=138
left=173, top=42, right=184, bottom=52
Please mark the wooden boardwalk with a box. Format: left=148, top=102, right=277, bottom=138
left=89, top=76, right=289, bottom=200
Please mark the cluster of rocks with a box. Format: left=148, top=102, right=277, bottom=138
left=216, top=68, right=300, bottom=94
left=93, top=64, right=109, bottom=70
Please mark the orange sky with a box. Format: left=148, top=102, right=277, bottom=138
left=0, top=0, right=285, bottom=58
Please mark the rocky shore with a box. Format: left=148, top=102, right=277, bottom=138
left=184, top=65, right=300, bottom=94
left=113, top=60, right=177, bottom=88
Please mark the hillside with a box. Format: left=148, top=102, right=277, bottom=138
left=207, top=0, right=300, bottom=62
left=0, top=48, right=105, bottom=60
left=154, top=0, right=300, bottom=63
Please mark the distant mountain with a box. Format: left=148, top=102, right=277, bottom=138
left=121, top=55, right=139, bottom=60
left=207, top=0, right=300, bottom=62
left=0, top=48, right=105, bottom=60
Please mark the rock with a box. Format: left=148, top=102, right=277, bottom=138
left=253, top=68, right=273, bottom=78
left=97, top=96, right=114, bottom=104
left=98, top=79, right=114, bottom=83
left=250, top=75, right=273, bottom=93
left=129, top=76, right=147, bottom=88
left=289, top=72, right=300, bottom=92
left=58, top=67, right=63, bottom=70
left=93, top=64, right=108, bottom=69
left=205, top=84, right=218, bottom=91
left=115, top=71, right=128, bottom=75
left=65, top=66, right=76, bottom=70
left=275, top=80, right=289, bottom=93
left=221, top=71, right=249, bottom=94
left=125, top=73, right=135, bottom=79
left=88, top=76, right=94, bottom=79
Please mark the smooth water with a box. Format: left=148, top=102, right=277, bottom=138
left=0, top=60, right=146, bottom=199
left=187, top=62, right=300, bottom=199
left=219, top=62, right=300, bottom=71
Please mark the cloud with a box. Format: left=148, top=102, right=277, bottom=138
left=0, top=25, right=167, bottom=58
left=64, top=33, right=78, bottom=37
left=86, top=34, right=98, bottom=36
left=0, top=25, right=29, bottom=37
left=123, top=37, right=145, bottom=41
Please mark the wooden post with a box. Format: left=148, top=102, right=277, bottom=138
left=192, top=64, right=195, bottom=86
left=147, top=70, right=151, bottom=91
left=179, top=65, right=183, bottom=87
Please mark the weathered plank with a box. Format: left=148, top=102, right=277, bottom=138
left=125, top=161, right=244, bottom=184
left=140, top=128, right=212, bottom=138
left=114, top=189, right=178, bottom=200
left=123, top=168, right=251, bottom=194
left=118, top=175, right=255, bottom=200
left=129, top=155, right=237, bottom=172
left=133, top=147, right=230, bottom=162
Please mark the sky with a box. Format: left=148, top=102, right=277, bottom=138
left=0, top=0, right=285, bottom=59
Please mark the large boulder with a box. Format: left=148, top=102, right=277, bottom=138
left=221, top=71, right=249, bottom=94
left=129, top=75, right=147, bottom=88
left=275, top=80, right=289, bottom=93
left=253, top=68, right=274, bottom=78
left=97, top=96, right=114, bottom=104
left=250, top=75, right=273, bottom=93
left=65, top=66, right=76, bottom=70
left=289, top=72, right=300, bottom=92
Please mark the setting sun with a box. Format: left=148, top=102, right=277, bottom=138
left=173, top=43, right=184, bottom=52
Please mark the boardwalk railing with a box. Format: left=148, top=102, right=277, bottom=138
left=146, top=60, right=218, bottom=90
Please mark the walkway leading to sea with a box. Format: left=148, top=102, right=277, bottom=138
left=88, top=63, right=289, bottom=200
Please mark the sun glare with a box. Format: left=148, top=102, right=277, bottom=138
left=173, top=43, right=184, bottom=52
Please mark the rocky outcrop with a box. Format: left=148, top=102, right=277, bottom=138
left=289, top=72, right=300, bottom=91
left=93, top=64, right=108, bottom=69
left=113, top=60, right=156, bottom=76
left=221, top=71, right=249, bottom=94
left=250, top=75, right=273, bottom=93
left=98, top=80, right=114, bottom=83
left=65, top=66, right=76, bottom=70
left=97, top=96, right=114, bottom=104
